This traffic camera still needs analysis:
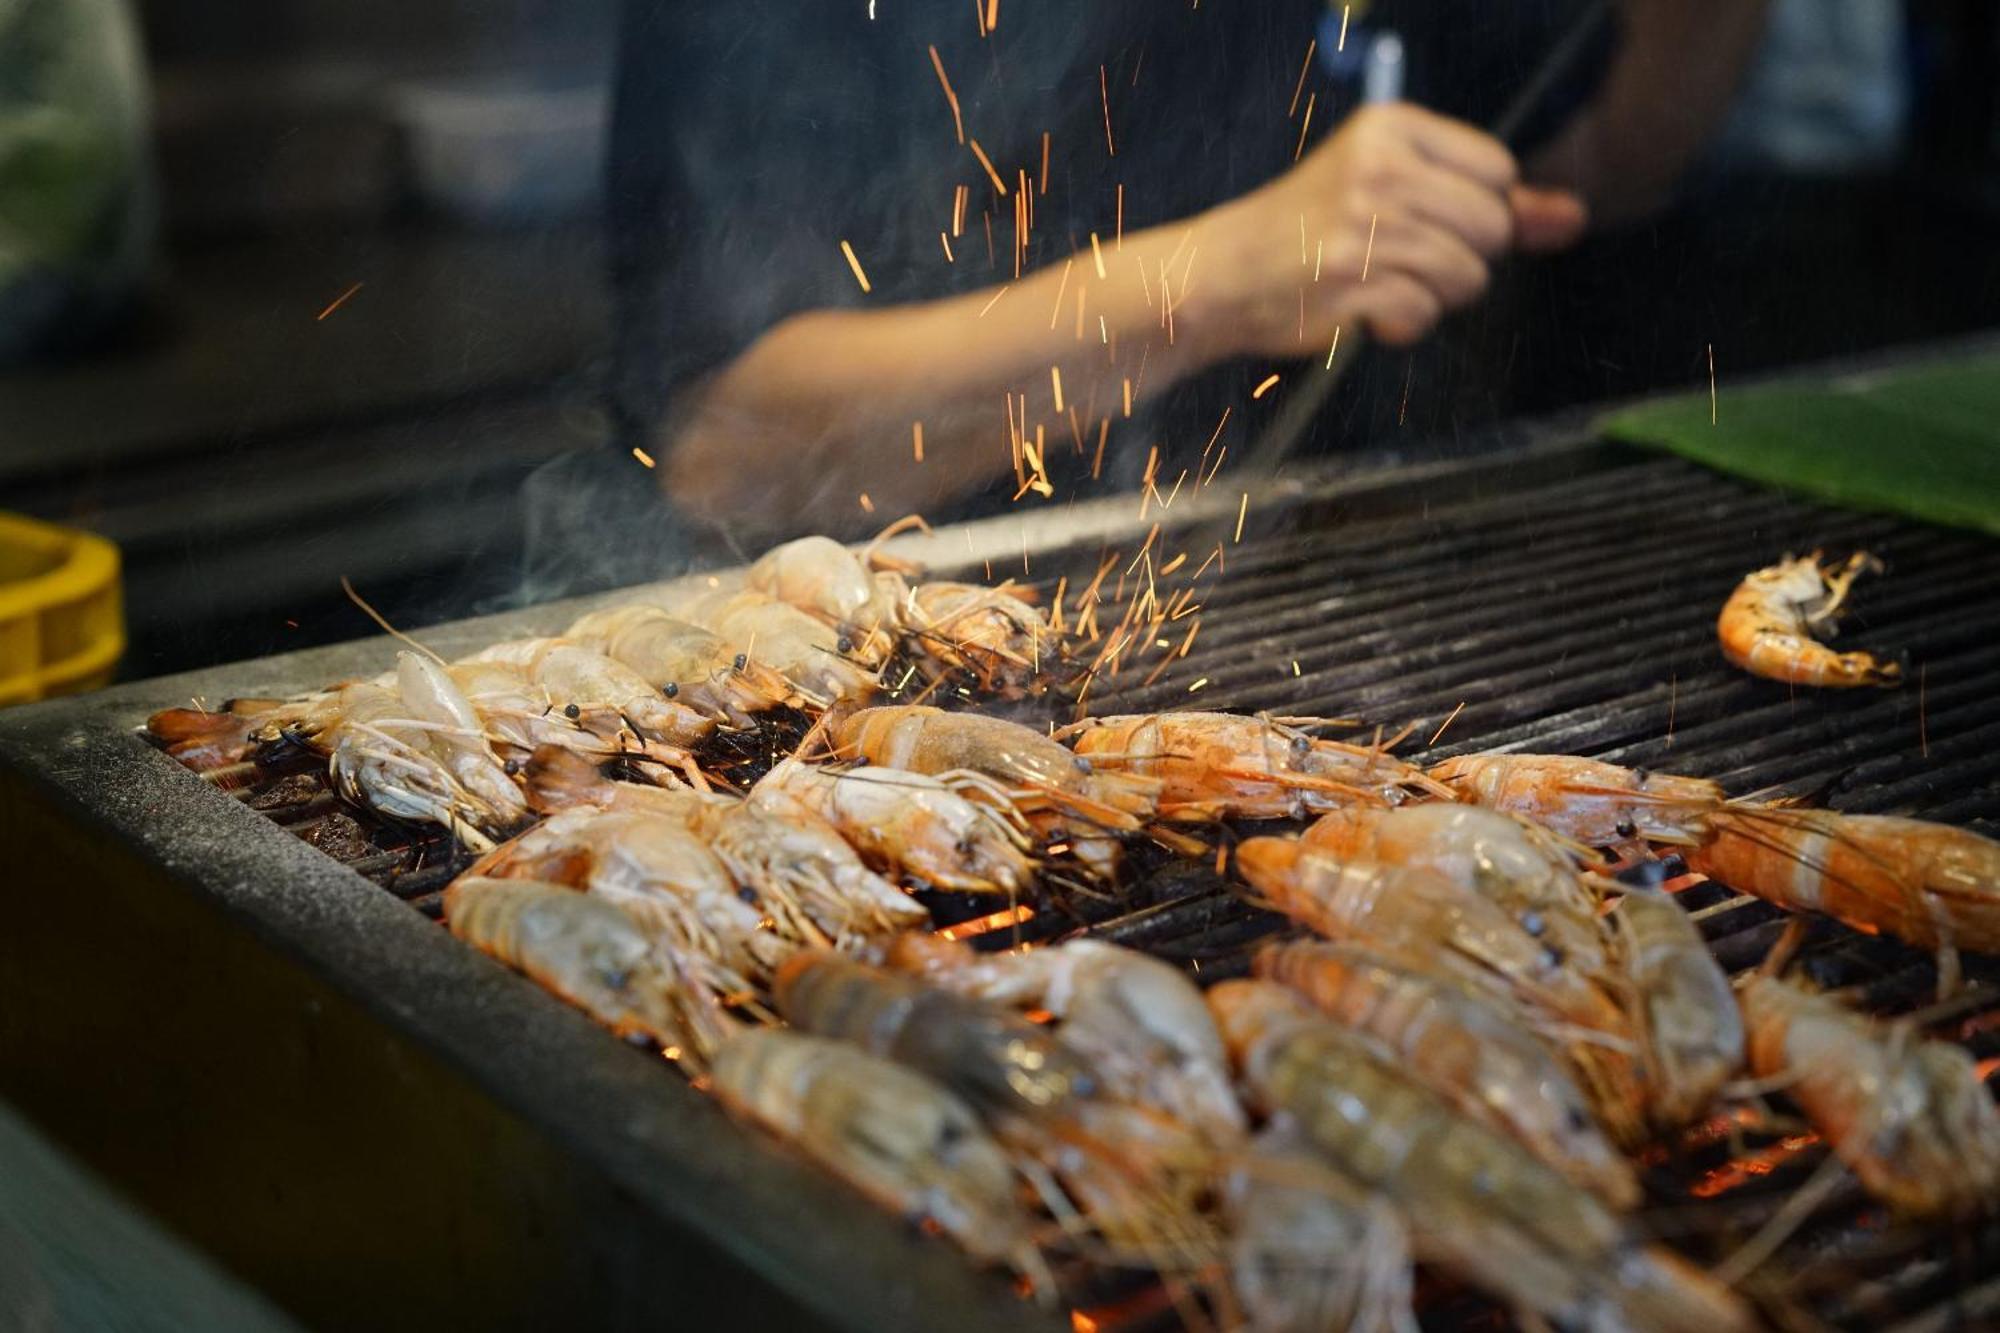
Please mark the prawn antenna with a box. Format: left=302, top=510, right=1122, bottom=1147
left=341, top=575, right=448, bottom=665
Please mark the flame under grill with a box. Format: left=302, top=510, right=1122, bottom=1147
left=190, top=447, right=2000, bottom=1330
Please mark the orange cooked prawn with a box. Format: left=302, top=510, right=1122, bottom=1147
left=1717, top=551, right=1901, bottom=688
left=1687, top=808, right=2000, bottom=989
left=1428, top=752, right=1724, bottom=850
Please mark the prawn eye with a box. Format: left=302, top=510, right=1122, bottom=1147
left=563, top=703, right=582, bottom=720
left=1073, top=756, right=1092, bottom=774
left=662, top=682, right=679, bottom=698
left=837, top=635, right=855, bottom=654
left=503, top=758, right=522, bottom=776
left=1541, top=945, right=1565, bottom=969
left=1290, top=735, right=1311, bottom=758
left=733, top=654, right=748, bottom=671
left=1614, top=818, right=1637, bottom=840
left=1632, top=768, right=1650, bottom=786
left=1566, top=1106, right=1591, bottom=1133
left=1520, top=911, right=1546, bottom=938
left=737, top=885, right=759, bottom=905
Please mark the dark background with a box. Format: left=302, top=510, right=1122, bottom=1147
left=2, top=0, right=1997, bottom=680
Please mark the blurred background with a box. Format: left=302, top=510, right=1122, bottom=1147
left=1, top=0, right=1997, bottom=682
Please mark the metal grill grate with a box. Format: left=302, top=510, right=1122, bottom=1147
left=189, top=447, right=2000, bottom=1330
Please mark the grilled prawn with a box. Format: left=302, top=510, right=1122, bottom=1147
left=744, top=534, right=901, bottom=662
left=325, top=679, right=521, bottom=850
left=1428, top=752, right=1725, bottom=850
left=663, top=585, right=879, bottom=702
left=564, top=603, right=802, bottom=724
left=1223, top=1124, right=1417, bottom=1333
left=710, top=1029, right=1047, bottom=1282
left=444, top=875, right=735, bottom=1064
left=1254, top=939, right=1639, bottom=1206
left=830, top=705, right=1160, bottom=879
left=883, top=933, right=1245, bottom=1146
left=465, top=637, right=719, bottom=747
left=1718, top=551, right=1901, bottom=688
left=775, top=952, right=1216, bottom=1266
left=752, top=758, right=1036, bottom=896
left=1740, top=974, right=2000, bottom=1217
left=514, top=755, right=930, bottom=949
left=1687, top=809, right=2000, bottom=986
left=898, top=580, right=1054, bottom=696
left=1059, top=712, right=1448, bottom=821
left=1302, top=803, right=1612, bottom=980
left=1211, top=981, right=1756, bottom=1333
left=1236, top=837, right=1648, bottom=1146
left=1610, top=887, right=1743, bottom=1131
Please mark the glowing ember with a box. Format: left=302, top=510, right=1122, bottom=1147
left=630, top=447, right=656, bottom=469
left=937, top=904, right=1037, bottom=941
left=1688, top=1134, right=1821, bottom=1198
left=1252, top=373, right=1281, bottom=400
left=314, top=281, right=364, bottom=321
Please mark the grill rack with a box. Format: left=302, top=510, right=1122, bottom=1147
left=182, top=449, right=2000, bottom=1331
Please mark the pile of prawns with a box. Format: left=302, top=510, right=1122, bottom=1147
left=149, top=532, right=2000, bottom=1333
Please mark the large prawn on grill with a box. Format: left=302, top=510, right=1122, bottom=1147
left=745, top=532, right=1059, bottom=696
left=1717, top=550, right=1901, bottom=688
left=1686, top=808, right=2000, bottom=993
left=825, top=705, right=1161, bottom=880
left=1211, top=980, right=1758, bottom=1333
left=1252, top=938, right=1640, bottom=1207
left=1739, top=973, right=2000, bottom=1218
left=462, top=637, right=721, bottom=751
left=1057, top=711, right=1451, bottom=821
left=564, top=603, right=807, bottom=724
left=1427, top=752, right=1727, bottom=852
left=1233, top=835, right=1650, bottom=1148
left=659, top=583, right=880, bottom=702
left=752, top=757, right=1037, bottom=897
left=523, top=749, right=930, bottom=944
left=883, top=933, right=1246, bottom=1148
left=773, top=951, right=1221, bottom=1277
left=444, top=875, right=736, bottom=1067
left=466, top=805, right=786, bottom=994
left=709, top=1028, right=1052, bottom=1290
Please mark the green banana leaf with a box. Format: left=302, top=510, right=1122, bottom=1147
left=1599, top=352, right=2000, bottom=538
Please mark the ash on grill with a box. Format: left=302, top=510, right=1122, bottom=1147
left=159, top=454, right=2000, bottom=1331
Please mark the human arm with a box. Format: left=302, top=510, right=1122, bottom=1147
left=664, top=105, right=1586, bottom=527
left=1527, top=0, right=1774, bottom=225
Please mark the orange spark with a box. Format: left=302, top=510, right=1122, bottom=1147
left=985, top=0, right=999, bottom=33
left=1361, top=214, right=1377, bottom=280
left=927, top=45, right=965, bottom=144
left=1121, top=378, right=1132, bottom=417
left=1235, top=491, right=1248, bottom=542
left=913, top=421, right=925, bottom=463
left=1294, top=92, right=1316, bottom=162
left=953, top=183, right=967, bottom=237
left=1325, top=325, right=1342, bottom=368
left=1039, top=130, right=1050, bottom=195
left=969, top=139, right=1009, bottom=195
left=1051, top=365, right=1065, bottom=413
left=858, top=492, right=875, bottom=513
left=1708, top=343, right=1718, bottom=425
left=631, top=446, right=656, bottom=469
left=1252, top=373, right=1280, bottom=400
left=978, top=285, right=1011, bottom=317
left=1188, top=677, right=1210, bottom=694
left=1050, top=257, right=1073, bottom=328
left=1099, top=64, right=1115, bottom=157
left=1288, top=39, right=1318, bottom=118
left=840, top=240, right=872, bottom=293
left=1115, top=182, right=1124, bottom=247
left=1428, top=701, right=1467, bottom=746
left=1092, top=418, right=1109, bottom=478
left=315, top=281, right=363, bottom=321
left=1090, top=231, right=1107, bottom=279
left=939, top=230, right=955, bottom=263
left=1338, top=4, right=1351, bottom=50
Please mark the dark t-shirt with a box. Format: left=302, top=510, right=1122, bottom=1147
left=522, top=1, right=1601, bottom=594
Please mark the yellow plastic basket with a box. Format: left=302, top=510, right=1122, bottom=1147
left=0, top=512, right=124, bottom=707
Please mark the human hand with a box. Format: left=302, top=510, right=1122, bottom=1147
left=1188, top=103, right=1587, bottom=354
